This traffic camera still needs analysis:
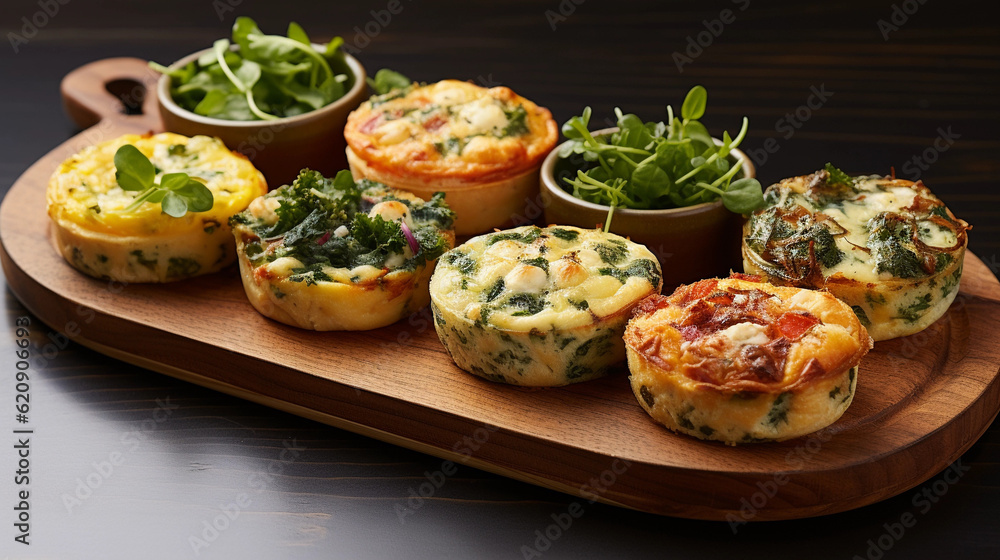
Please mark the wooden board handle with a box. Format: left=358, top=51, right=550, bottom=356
left=60, top=57, right=163, bottom=132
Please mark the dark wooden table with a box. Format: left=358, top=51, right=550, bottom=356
left=1, top=0, right=998, bottom=558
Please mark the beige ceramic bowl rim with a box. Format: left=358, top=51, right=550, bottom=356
left=540, top=126, right=756, bottom=218
left=157, top=43, right=367, bottom=128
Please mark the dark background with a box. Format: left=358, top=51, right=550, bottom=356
left=1, top=0, right=998, bottom=558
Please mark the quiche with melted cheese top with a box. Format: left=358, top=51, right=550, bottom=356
left=430, top=225, right=662, bottom=386
left=230, top=169, right=455, bottom=330
left=625, top=275, right=872, bottom=444
left=742, top=168, right=970, bottom=341
left=46, top=133, right=266, bottom=282
left=344, top=80, right=558, bottom=235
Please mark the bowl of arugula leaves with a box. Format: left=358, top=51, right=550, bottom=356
left=540, top=86, right=763, bottom=289
left=151, top=17, right=369, bottom=187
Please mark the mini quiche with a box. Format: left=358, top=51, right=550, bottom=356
left=344, top=79, right=558, bottom=235
left=47, top=133, right=266, bottom=282
left=229, top=169, right=455, bottom=331
left=625, top=274, right=872, bottom=444
left=742, top=166, right=970, bottom=341
left=430, top=225, right=662, bottom=386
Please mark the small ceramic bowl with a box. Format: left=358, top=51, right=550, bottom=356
left=157, top=45, right=368, bottom=187
left=540, top=128, right=756, bottom=289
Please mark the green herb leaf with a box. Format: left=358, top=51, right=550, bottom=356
left=160, top=191, right=188, bottom=218
left=150, top=17, right=350, bottom=121
left=824, top=163, right=853, bottom=187
left=366, top=68, right=412, bottom=95
left=173, top=180, right=214, bottom=212
left=115, top=145, right=215, bottom=217
left=287, top=22, right=310, bottom=45
left=681, top=85, right=707, bottom=120
left=114, top=145, right=155, bottom=192
left=557, top=86, right=751, bottom=215
left=721, top=178, right=765, bottom=214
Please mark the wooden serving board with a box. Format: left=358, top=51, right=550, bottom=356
left=3, top=58, right=1000, bottom=521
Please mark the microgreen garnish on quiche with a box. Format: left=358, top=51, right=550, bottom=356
left=46, top=133, right=266, bottom=283
left=114, top=145, right=214, bottom=217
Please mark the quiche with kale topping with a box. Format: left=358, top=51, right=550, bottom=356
left=47, top=133, right=266, bottom=282
left=625, top=274, right=872, bottom=444
left=230, top=169, right=454, bottom=330
left=430, top=225, right=662, bottom=386
left=344, top=80, right=558, bottom=235
left=742, top=166, right=970, bottom=341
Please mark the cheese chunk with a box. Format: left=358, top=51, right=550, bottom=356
left=46, top=132, right=266, bottom=282
left=742, top=169, right=970, bottom=340
left=430, top=225, right=662, bottom=386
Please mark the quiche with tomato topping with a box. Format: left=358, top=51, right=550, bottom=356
left=742, top=166, right=970, bottom=341
left=344, top=80, right=558, bottom=235
left=430, top=225, right=662, bottom=386
left=625, top=275, right=872, bottom=444
left=47, top=133, right=266, bottom=282
left=229, top=169, right=455, bottom=331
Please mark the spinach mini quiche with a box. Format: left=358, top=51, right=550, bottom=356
left=47, top=133, right=266, bottom=282
left=742, top=166, right=970, bottom=341
left=429, top=225, right=662, bottom=386
left=625, top=274, right=872, bottom=444
left=230, top=169, right=454, bottom=330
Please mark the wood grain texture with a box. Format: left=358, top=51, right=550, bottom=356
left=2, top=81, right=999, bottom=519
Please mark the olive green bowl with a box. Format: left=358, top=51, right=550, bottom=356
left=540, top=128, right=755, bottom=290
left=157, top=45, right=368, bottom=188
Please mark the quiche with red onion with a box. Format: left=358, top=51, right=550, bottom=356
left=742, top=167, right=970, bottom=341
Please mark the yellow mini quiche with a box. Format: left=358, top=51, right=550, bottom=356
left=47, top=132, right=266, bottom=282
left=742, top=165, right=970, bottom=341
left=430, top=225, right=662, bottom=386
left=344, top=79, right=558, bottom=235
left=625, top=274, right=872, bottom=444
left=229, top=169, right=455, bottom=331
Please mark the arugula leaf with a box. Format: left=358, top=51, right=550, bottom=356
left=114, top=145, right=215, bottom=217
left=366, top=68, right=412, bottom=95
